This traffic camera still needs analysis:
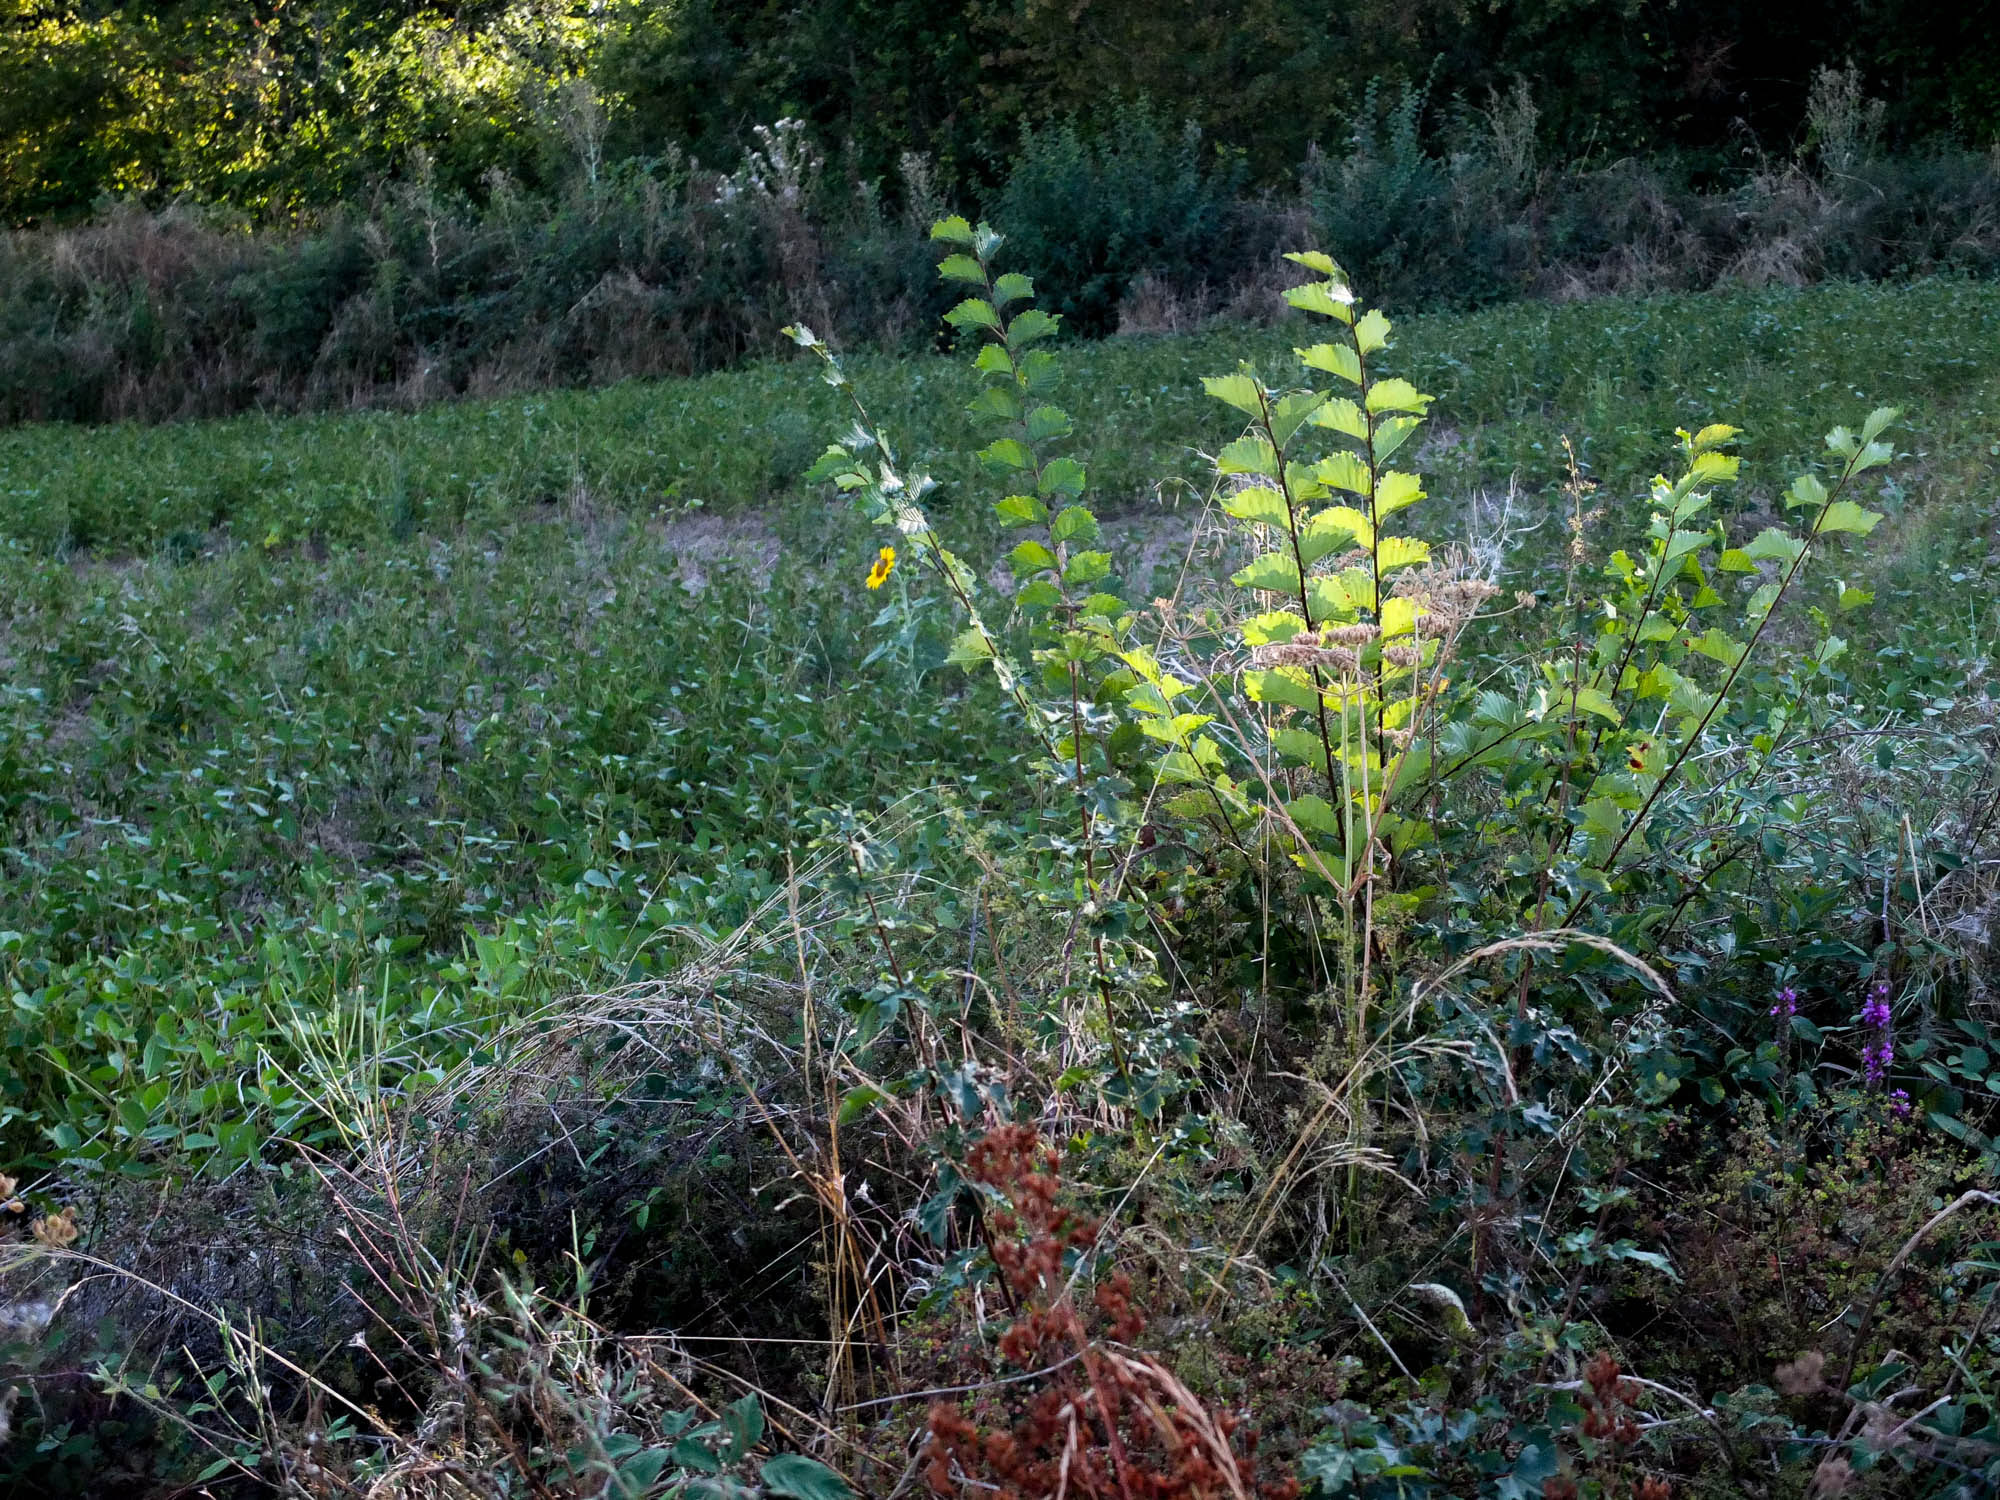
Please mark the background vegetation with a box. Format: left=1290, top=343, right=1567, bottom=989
left=2, top=5, right=2000, bottom=1497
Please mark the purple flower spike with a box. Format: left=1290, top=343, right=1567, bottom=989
left=1770, top=986, right=1798, bottom=1019
left=1860, top=980, right=1894, bottom=1089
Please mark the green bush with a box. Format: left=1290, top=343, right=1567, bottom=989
left=988, top=102, right=1262, bottom=336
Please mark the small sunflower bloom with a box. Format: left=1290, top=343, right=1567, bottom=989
left=865, top=545, right=897, bottom=590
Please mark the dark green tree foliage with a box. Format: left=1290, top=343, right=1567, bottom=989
left=7, top=0, right=2000, bottom=225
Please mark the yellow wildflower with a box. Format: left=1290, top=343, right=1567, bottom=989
left=865, top=545, right=897, bottom=590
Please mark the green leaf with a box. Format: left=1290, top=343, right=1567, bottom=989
left=1784, top=473, right=1829, bottom=511
left=1300, top=506, right=1371, bottom=560
left=1316, top=450, right=1370, bottom=496
left=992, top=271, right=1034, bottom=304
left=1285, top=281, right=1357, bottom=321
left=1373, top=470, right=1424, bottom=518
left=761, top=1455, right=855, bottom=1500
left=967, top=386, right=1022, bottom=422
left=1283, top=249, right=1343, bottom=278
left=937, top=253, right=986, bottom=285
left=1285, top=793, right=1342, bottom=836
left=1312, top=396, right=1368, bottom=441
left=1691, top=422, right=1741, bottom=453
left=1038, top=456, right=1088, bottom=499
left=1203, top=372, right=1265, bottom=416
left=930, top=215, right=976, bottom=246
left=1270, top=390, right=1329, bottom=447
left=618, top=1448, right=674, bottom=1491
left=1218, top=434, right=1280, bottom=476
left=1371, top=415, right=1421, bottom=462
left=1740, top=527, right=1803, bottom=564
left=946, top=628, right=995, bottom=666
left=1015, top=579, right=1062, bottom=612
left=1050, top=506, right=1099, bottom=544
left=980, top=438, right=1034, bottom=472
left=1245, top=668, right=1324, bottom=711
left=1364, top=378, right=1431, bottom=414
left=1234, top=551, right=1304, bottom=594
left=1009, top=539, right=1057, bottom=575
left=837, top=1085, right=890, bottom=1124
left=1007, top=309, right=1061, bottom=346
left=1817, top=500, right=1883, bottom=536
left=1716, top=548, right=1754, bottom=573
left=1353, top=307, right=1392, bottom=354
left=1375, top=535, right=1430, bottom=571
left=1064, top=551, right=1111, bottom=586
left=994, top=494, right=1047, bottom=527
left=1222, top=485, right=1291, bottom=528
left=1297, top=342, right=1361, bottom=384
left=1026, top=404, right=1073, bottom=442
left=944, top=297, right=1000, bottom=332
left=1571, top=687, right=1622, bottom=724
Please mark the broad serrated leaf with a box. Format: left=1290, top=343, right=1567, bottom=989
left=980, top=437, right=1034, bottom=472
left=946, top=628, right=995, bottom=666
left=1286, top=280, right=1357, bottom=321
left=967, top=386, right=1023, bottom=423
left=1365, top=377, right=1431, bottom=414
left=1245, top=668, right=1324, bottom=711
left=1316, top=450, right=1370, bottom=495
left=1371, top=414, right=1421, bottom=462
left=1203, top=372, right=1265, bottom=415
left=1353, top=308, right=1391, bottom=354
left=930, top=215, right=975, bottom=246
left=1222, top=485, right=1291, bottom=528
left=992, top=271, right=1034, bottom=304
left=1740, top=526, right=1803, bottom=564
left=1234, top=551, right=1304, bottom=595
left=1691, top=422, right=1741, bottom=453
left=1297, top=342, right=1361, bottom=384
left=1300, top=506, right=1372, bottom=562
left=1007, top=308, right=1060, bottom=345
left=1218, top=434, right=1280, bottom=476
left=1026, top=403, right=1073, bottom=442
left=1038, top=455, right=1087, bottom=498
left=1374, top=470, right=1424, bottom=518
left=1270, top=389, right=1329, bottom=447
left=1272, top=726, right=1332, bottom=772
left=1571, top=687, right=1622, bottom=724
left=1817, top=500, right=1882, bottom=535
left=1312, top=395, right=1368, bottom=439
left=1240, top=610, right=1307, bottom=646
left=1784, top=472, right=1828, bottom=511
left=994, top=494, right=1046, bottom=527
left=1050, top=505, right=1099, bottom=543
left=1376, top=535, right=1430, bottom=571
left=1284, top=249, right=1344, bottom=278
left=937, top=252, right=986, bottom=285
left=945, top=297, right=1000, bottom=332
left=1009, top=539, right=1057, bottom=575
left=1285, top=793, right=1343, bottom=835
left=1064, top=550, right=1111, bottom=586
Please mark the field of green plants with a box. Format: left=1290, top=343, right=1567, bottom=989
left=2, top=264, right=1999, bottom=1496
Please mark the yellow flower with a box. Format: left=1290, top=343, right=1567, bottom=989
left=865, top=545, right=897, bottom=590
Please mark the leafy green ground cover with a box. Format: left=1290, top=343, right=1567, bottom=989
left=0, top=275, right=1995, bottom=1174
left=3, top=260, right=2000, bottom=1497
left=6, top=278, right=1997, bottom=557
